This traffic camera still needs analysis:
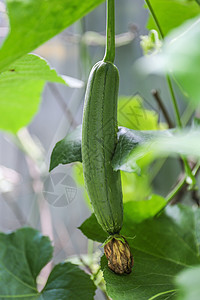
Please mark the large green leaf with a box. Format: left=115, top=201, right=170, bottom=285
left=123, top=194, right=166, bottom=223
left=49, top=125, right=170, bottom=171
left=117, top=95, right=166, bottom=130
left=49, top=124, right=200, bottom=174
left=50, top=125, right=82, bottom=171
left=112, top=127, right=172, bottom=172
left=140, top=16, right=200, bottom=105
left=121, top=170, right=152, bottom=203
left=112, top=128, right=200, bottom=172
left=0, top=0, right=104, bottom=72
left=0, top=53, right=76, bottom=133
left=146, top=0, right=200, bottom=36
left=175, top=265, right=200, bottom=300
left=41, top=262, right=96, bottom=299
left=80, top=205, right=200, bottom=300
left=118, top=95, right=164, bottom=202
left=0, top=227, right=96, bottom=299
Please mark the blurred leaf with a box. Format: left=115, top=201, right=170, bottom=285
left=0, top=227, right=96, bottom=299
left=0, top=54, right=70, bottom=133
left=62, top=75, right=84, bottom=88
left=175, top=265, right=200, bottom=300
left=0, top=0, right=104, bottom=72
left=73, top=163, right=92, bottom=209
left=146, top=0, right=200, bottom=36
left=118, top=95, right=166, bottom=130
left=121, top=171, right=151, bottom=202
left=82, top=30, right=136, bottom=47
left=50, top=125, right=82, bottom=171
left=139, top=16, right=200, bottom=105
left=80, top=205, right=200, bottom=300
left=112, top=126, right=172, bottom=172
left=73, top=163, right=85, bottom=186
left=118, top=95, right=165, bottom=202
left=112, top=128, right=200, bottom=173
left=123, top=194, right=166, bottom=223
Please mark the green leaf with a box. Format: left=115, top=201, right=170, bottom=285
left=0, top=227, right=53, bottom=296
left=49, top=125, right=82, bottom=171
left=112, top=127, right=172, bottom=172
left=121, top=171, right=152, bottom=203
left=80, top=205, right=200, bottom=300
left=49, top=125, right=176, bottom=174
left=0, top=54, right=69, bottom=133
left=79, top=197, right=167, bottom=241
left=123, top=194, right=167, bottom=223
left=146, top=0, right=200, bottom=36
left=79, top=213, right=106, bottom=243
left=118, top=95, right=166, bottom=130
left=49, top=125, right=170, bottom=172
left=41, top=262, right=96, bottom=299
left=50, top=125, right=200, bottom=175
left=118, top=96, right=161, bottom=202
left=0, top=0, right=104, bottom=72
left=112, top=128, right=200, bottom=172
left=175, top=265, right=200, bottom=300
left=0, top=227, right=96, bottom=299
left=139, top=16, right=200, bottom=105
left=73, top=163, right=92, bottom=209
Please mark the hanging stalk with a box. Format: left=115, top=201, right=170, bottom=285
left=104, top=0, right=115, bottom=63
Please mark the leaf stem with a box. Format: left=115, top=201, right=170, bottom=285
left=166, top=163, right=200, bottom=204
left=166, top=76, right=195, bottom=186
left=166, top=75, right=182, bottom=128
left=151, top=89, right=174, bottom=128
left=145, top=0, right=164, bottom=39
left=104, top=0, right=115, bottom=63
left=145, top=0, right=196, bottom=187
left=166, top=175, right=186, bottom=204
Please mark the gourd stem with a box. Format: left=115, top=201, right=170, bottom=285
left=104, top=0, right=115, bottom=63
left=145, top=0, right=196, bottom=187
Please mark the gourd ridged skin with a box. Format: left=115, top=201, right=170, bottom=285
left=82, top=60, right=123, bottom=234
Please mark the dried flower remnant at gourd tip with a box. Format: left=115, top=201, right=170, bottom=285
left=104, top=235, right=134, bottom=274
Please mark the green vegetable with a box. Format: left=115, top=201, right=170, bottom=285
left=82, top=60, right=123, bottom=234
left=82, top=0, right=133, bottom=274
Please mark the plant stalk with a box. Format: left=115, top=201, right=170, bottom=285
left=104, top=0, right=115, bottom=63
left=145, top=0, right=164, bottom=39
left=166, top=163, right=200, bottom=204
left=166, top=75, right=182, bottom=128
left=151, top=89, right=174, bottom=128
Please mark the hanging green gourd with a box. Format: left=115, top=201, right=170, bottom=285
left=82, top=0, right=133, bottom=274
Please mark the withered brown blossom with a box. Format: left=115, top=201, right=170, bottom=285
left=104, top=236, right=134, bottom=274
